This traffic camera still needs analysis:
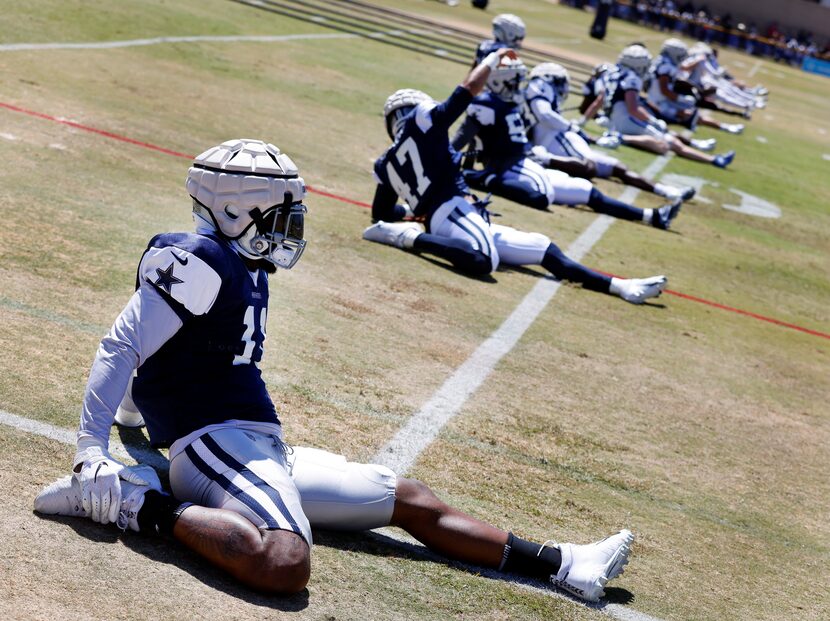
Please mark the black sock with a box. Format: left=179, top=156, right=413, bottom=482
left=500, top=533, right=563, bottom=578
left=136, top=490, right=192, bottom=535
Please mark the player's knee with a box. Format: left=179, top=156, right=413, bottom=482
left=392, top=477, right=445, bottom=524
left=462, top=249, right=495, bottom=276
left=583, top=160, right=598, bottom=177
left=525, top=191, right=550, bottom=210
left=253, top=530, right=311, bottom=594
left=655, top=140, right=671, bottom=154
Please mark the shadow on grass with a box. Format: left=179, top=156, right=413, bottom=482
left=314, top=529, right=635, bottom=611
left=33, top=513, right=309, bottom=611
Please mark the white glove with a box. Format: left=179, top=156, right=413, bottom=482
left=74, top=446, right=153, bottom=525
left=652, top=118, right=668, bottom=132
left=568, top=122, right=583, bottom=135
left=530, top=145, right=553, bottom=165
left=679, top=94, right=697, bottom=107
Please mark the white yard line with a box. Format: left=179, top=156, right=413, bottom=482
left=0, top=33, right=363, bottom=52
left=747, top=60, right=762, bottom=78
left=0, top=155, right=672, bottom=621
left=0, top=409, right=168, bottom=469
left=372, top=155, right=670, bottom=474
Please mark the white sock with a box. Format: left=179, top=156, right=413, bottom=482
left=653, top=183, right=670, bottom=198
left=642, top=208, right=654, bottom=224
left=608, top=277, right=626, bottom=297
left=399, top=227, right=420, bottom=250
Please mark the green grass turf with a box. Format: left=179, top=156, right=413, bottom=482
left=0, top=1, right=828, bottom=620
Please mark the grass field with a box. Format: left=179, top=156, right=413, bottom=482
left=1, top=1, right=828, bottom=620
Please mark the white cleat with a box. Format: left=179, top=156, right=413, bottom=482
left=34, top=466, right=162, bottom=532
left=721, top=123, right=744, bottom=135
left=690, top=137, right=717, bottom=152
left=362, top=221, right=421, bottom=249
left=612, top=275, right=668, bottom=304
left=550, top=529, right=635, bottom=602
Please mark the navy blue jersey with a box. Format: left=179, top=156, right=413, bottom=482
left=453, top=91, right=528, bottom=168
left=132, top=232, right=278, bottom=447
left=373, top=86, right=472, bottom=218
left=603, top=65, right=642, bottom=112
left=473, top=39, right=508, bottom=64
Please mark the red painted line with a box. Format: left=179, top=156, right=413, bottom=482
left=0, top=101, right=370, bottom=208
left=3, top=100, right=828, bottom=341
left=663, top=288, right=830, bottom=340
left=0, top=101, right=192, bottom=159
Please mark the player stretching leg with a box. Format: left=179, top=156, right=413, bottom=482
left=364, top=49, right=667, bottom=303
left=451, top=56, right=683, bottom=231
left=524, top=62, right=695, bottom=202
left=35, top=137, right=633, bottom=601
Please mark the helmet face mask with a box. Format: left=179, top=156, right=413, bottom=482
left=187, top=139, right=308, bottom=270
left=488, top=58, right=527, bottom=103
left=492, top=13, right=526, bottom=48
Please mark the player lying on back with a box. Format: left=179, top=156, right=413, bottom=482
left=34, top=137, right=635, bottom=603
left=451, top=56, right=682, bottom=231
left=645, top=39, right=744, bottom=135
left=473, top=13, right=525, bottom=66
left=589, top=45, right=736, bottom=169
left=524, top=61, right=695, bottom=203
left=681, top=43, right=767, bottom=114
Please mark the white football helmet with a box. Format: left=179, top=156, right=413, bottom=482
left=383, top=89, right=434, bottom=139
left=186, top=139, right=307, bottom=270
left=618, top=44, right=653, bottom=78
left=661, top=38, right=689, bottom=65
left=488, top=57, right=527, bottom=103
left=689, top=42, right=713, bottom=57
left=492, top=14, right=526, bottom=48
left=530, top=62, right=570, bottom=100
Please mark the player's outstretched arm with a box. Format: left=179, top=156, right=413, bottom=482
left=462, top=47, right=517, bottom=97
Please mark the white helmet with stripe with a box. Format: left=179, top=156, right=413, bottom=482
left=530, top=62, right=571, bottom=100
left=661, top=38, right=689, bottom=65
left=618, top=44, right=653, bottom=78
left=492, top=14, right=526, bottom=48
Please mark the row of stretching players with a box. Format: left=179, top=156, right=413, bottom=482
left=31, top=10, right=768, bottom=606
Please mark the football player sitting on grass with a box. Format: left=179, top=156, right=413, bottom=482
left=583, top=45, right=736, bottom=169
left=364, top=48, right=668, bottom=304
left=451, top=55, right=683, bottom=231
left=35, top=136, right=633, bottom=602
left=524, top=61, right=696, bottom=203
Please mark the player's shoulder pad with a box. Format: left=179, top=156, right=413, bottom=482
left=467, top=101, right=496, bottom=126
left=656, top=58, right=675, bottom=76
left=620, top=71, right=643, bottom=91
left=526, top=78, right=553, bottom=102
left=140, top=233, right=224, bottom=316
left=414, top=100, right=437, bottom=134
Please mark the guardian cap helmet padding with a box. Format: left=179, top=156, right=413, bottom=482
left=383, top=89, right=434, bottom=139
left=487, top=57, right=527, bottom=103
left=530, top=62, right=571, bottom=100
left=492, top=14, right=526, bottom=48
left=618, top=44, right=653, bottom=78
left=186, top=139, right=307, bottom=270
